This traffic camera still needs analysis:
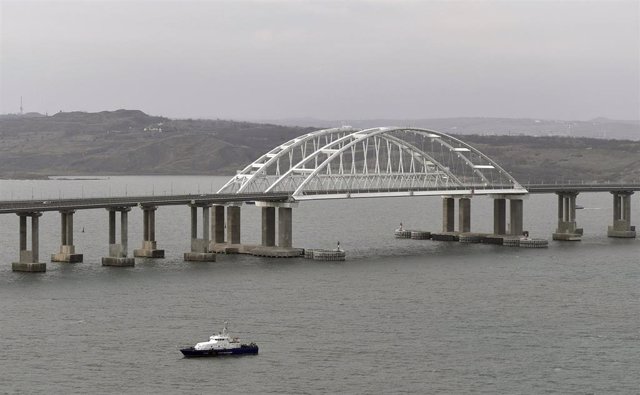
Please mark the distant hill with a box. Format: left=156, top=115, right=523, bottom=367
left=0, top=110, right=638, bottom=183
left=256, top=117, right=640, bottom=140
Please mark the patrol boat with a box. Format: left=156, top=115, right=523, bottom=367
left=180, top=322, right=259, bottom=357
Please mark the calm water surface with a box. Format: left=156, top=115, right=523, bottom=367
left=0, top=176, right=638, bottom=394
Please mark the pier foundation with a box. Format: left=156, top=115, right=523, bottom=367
left=553, top=192, right=583, bottom=241
left=102, top=207, right=135, bottom=267
left=607, top=191, right=636, bottom=238
left=51, top=210, right=83, bottom=263
left=12, top=212, right=46, bottom=272
left=134, top=206, right=164, bottom=258
left=184, top=204, right=216, bottom=261
left=245, top=201, right=302, bottom=257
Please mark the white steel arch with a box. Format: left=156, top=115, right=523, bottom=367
left=218, top=127, right=527, bottom=200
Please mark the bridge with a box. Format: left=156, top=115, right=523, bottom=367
left=1, top=127, right=637, bottom=272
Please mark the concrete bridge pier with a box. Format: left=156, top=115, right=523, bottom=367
left=508, top=197, right=525, bottom=236
left=226, top=205, right=241, bottom=245
left=250, top=201, right=302, bottom=257
left=184, top=204, right=216, bottom=261
left=607, top=191, right=636, bottom=238
left=458, top=197, right=471, bottom=233
left=134, top=206, right=165, bottom=258
left=12, top=212, right=46, bottom=272
left=262, top=206, right=276, bottom=247
left=441, top=196, right=472, bottom=232
left=442, top=197, right=455, bottom=232
left=553, top=192, right=583, bottom=241
left=493, top=198, right=506, bottom=235
left=487, top=195, right=526, bottom=239
left=51, top=210, right=83, bottom=262
left=211, top=205, right=226, bottom=244
left=102, top=207, right=135, bottom=266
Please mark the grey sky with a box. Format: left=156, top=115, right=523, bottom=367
left=1, top=0, right=638, bottom=120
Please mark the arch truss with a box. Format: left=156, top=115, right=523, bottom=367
left=218, top=127, right=527, bottom=200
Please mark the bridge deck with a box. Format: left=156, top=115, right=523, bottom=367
left=525, top=184, right=640, bottom=194
left=0, top=184, right=637, bottom=214
left=0, top=193, right=291, bottom=214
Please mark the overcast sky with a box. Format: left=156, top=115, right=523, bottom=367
left=1, top=0, right=638, bottom=121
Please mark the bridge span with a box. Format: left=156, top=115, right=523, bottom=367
left=1, top=126, right=637, bottom=272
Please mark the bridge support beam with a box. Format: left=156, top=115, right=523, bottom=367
left=493, top=198, right=506, bottom=235
left=508, top=197, right=524, bottom=236
left=211, top=205, right=225, bottom=244
left=262, top=206, right=276, bottom=247
left=52, top=210, right=83, bottom=262
left=607, top=191, right=636, bottom=238
left=458, top=197, right=471, bottom=233
left=442, top=197, right=455, bottom=232
left=134, top=206, right=165, bottom=258
left=12, top=212, right=46, bottom=272
left=553, top=192, right=583, bottom=241
left=102, top=207, right=135, bottom=267
left=278, top=207, right=293, bottom=248
left=185, top=204, right=216, bottom=261
left=226, top=205, right=241, bottom=245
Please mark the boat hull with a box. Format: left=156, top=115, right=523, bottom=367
left=180, top=344, right=259, bottom=358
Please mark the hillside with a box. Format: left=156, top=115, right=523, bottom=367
left=0, top=110, right=638, bottom=183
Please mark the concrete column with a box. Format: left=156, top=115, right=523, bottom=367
left=509, top=199, right=523, bottom=236
left=120, top=209, right=129, bottom=257
left=185, top=204, right=216, bottom=262
left=103, top=207, right=135, bottom=267
left=31, top=214, right=40, bottom=263
left=568, top=194, right=576, bottom=222
left=557, top=194, right=564, bottom=224
left=52, top=210, right=82, bottom=263
left=212, top=205, right=225, bottom=244
left=493, top=198, right=506, bottom=235
left=458, top=197, right=471, bottom=233
left=278, top=207, right=292, bottom=248
left=227, top=206, right=241, bottom=245
left=13, top=212, right=46, bottom=272
left=202, top=205, right=210, bottom=242
left=19, top=215, right=27, bottom=251
left=109, top=210, right=116, bottom=244
left=66, top=211, right=74, bottom=246
left=553, top=192, right=582, bottom=241
left=135, top=206, right=164, bottom=258
left=442, top=197, right=455, bottom=232
left=61, top=211, right=68, bottom=245
left=143, top=209, right=150, bottom=242
left=149, top=208, right=155, bottom=242
left=623, top=194, right=631, bottom=222
left=190, top=206, right=198, bottom=239
left=262, top=206, right=276, bottom=247
left=608, top=191, right=636, bottom=238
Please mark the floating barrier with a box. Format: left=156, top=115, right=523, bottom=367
left=458, top=234, right=483, bottom=243
left=519, top=238, right=549, bottom=248
left=430, top=232, right=460, bottom=242
left=502, top=238, right=521, bottom=247
left=311, top=249, right=346, bottom=261
left=394, top=230, right=412, bottom=238
left=410, top=231, right=431, bottom=240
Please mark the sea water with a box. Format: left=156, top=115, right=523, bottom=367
left=0, top=176, right=638, bottom=394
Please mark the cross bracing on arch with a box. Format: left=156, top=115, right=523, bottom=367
left=218, top=127, right=527, bottom=200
